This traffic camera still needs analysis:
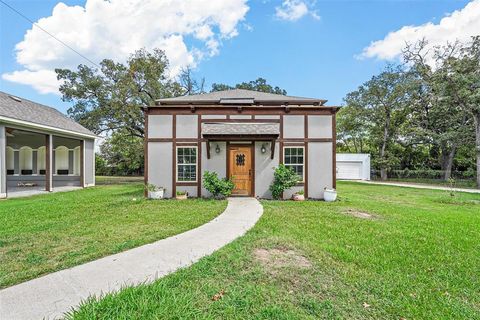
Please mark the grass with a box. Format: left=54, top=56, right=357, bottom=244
left=0, top=184, right=226, bottom=288
left=68, top=182, right=480, bottom=319
left=379, top=178, right=478, bottom=189
left=95, top=176, right=144, bottom=185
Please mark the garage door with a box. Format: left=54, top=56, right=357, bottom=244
left=337, top=161, right=362, bottom=180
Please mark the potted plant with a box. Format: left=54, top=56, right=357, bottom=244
left=292, top=189, right=305, bottom=201
left=324, top=187, right=337, bottom=202
left=176, top=190, right=188, bottom=200
left=145, top=183, right=165, bottom=200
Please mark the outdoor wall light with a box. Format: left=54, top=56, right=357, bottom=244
left=261, top=143, right=267, bottom=154
left=215, top=144, right=221, bottom=154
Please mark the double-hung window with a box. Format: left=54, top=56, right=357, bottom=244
left=177, top=147, right=197, bottom=182
left=283, top=147, right=304, bottom=182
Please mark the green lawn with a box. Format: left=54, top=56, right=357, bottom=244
left=68, top=182, right=480, bottom=319
left=0, top=184, right=226, bottom=288
left=95, top=176, right=144, bottom=185
left=380, top=178, right=478, bottom=189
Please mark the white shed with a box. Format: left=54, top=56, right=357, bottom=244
left=336, top=153, right=370, bottom=180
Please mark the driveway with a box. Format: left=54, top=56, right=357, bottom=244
left=0, top=197, right=263, bottom=320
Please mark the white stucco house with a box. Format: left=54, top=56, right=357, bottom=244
left=144, top=89, right=339, bottom=199
left=0, top=91, right=96, bottom=198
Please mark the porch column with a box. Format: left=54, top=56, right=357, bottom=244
left=0, top=125, right=6, bottom=198
left=45, top=134, right=53, bottom=192
left=80, top=140, right=85, bottom=188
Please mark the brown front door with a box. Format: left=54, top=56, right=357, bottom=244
left=228, top=145, right=253, bottom=196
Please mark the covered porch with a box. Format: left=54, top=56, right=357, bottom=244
left=5, top=127, right=85, bottom=198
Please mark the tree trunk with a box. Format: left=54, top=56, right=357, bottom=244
left=474, top=114, right=480, bottom=188
left=380, top=112, right=390, bottom=181
left=441, top=144, right=457, bottom=181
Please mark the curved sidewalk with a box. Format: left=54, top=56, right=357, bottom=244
left=0, top=197, right=263, bottom=320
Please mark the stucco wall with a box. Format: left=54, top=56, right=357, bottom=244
left=177, top=185, right=197, bottom=198
left=283, top=115, right=304, bottom=138
left=308, top=142, right=333, bottom=199
left=84, top=139, right=95, bottom=186
left=0, top=125, right=6, bottom=197
left=148, top=142, right=173, bottom=198
left=149, top=115, right=172, bottom=138
left=176, top=115, right=198, bottom=138
left=308, top=115, right=332, bottom=138
left=255, top=141, right=279, bottom=198
left=230, top=115, right=252, bottom=119
left=283, top=186, right=304, bottom=200
left=201, top=141, right=226, bottom=197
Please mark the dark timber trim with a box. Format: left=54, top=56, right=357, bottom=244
left=197, top=115, right=202, bottom=197
left=304, top=115, right=309, bottom=198
left=172, top=114, right=176, bottom=197
left=332, top=113, right=337, bottom=189
left=144, top=109, right=148, bottom=197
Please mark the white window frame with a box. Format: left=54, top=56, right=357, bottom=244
left=283, top=146, right=305, bottom=182
left=176, top=146, right=198, bottom=182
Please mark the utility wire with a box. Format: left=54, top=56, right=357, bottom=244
left=0, top=0, right=101, bottom=69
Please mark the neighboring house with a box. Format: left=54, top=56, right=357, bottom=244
left=336, top=153, right=371, bottom=181
left=0, top=92, right=96, bottom=198
left=145, top=89, right=339, bottom=199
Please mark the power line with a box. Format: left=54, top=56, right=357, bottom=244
left=0, top=0, right=101, bottom=69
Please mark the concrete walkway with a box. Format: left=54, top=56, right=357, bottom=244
left=0, top=197, right=263, bottom=320
left=358, top=180, right=480, bottom=194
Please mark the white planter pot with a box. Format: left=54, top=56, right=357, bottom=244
left=324, top=189, right=337, bottom=202
left=148, top=189, right=164, bottom=200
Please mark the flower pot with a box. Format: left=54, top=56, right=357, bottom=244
left=323, top=188, right=337, bottom=202
left=292, top=194, right=305, bottom=201
left=148, top=189, right=164, bottom=200
left=176, top=194, right=187, bottom=200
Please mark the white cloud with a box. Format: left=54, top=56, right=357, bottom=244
left=3, top=0, right=249, bottom=94
left=360, top=0, right=480, bottom=61
left=275, top=0, right=319, bottom=21
left=2, top=69, right=60, bottom=94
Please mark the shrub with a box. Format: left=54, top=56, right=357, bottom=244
left=269, top=164, right=299, bottom=200
left=203, top=171, right=235, bottom=198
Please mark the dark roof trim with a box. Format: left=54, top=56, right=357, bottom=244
left=155, top=99, right=327, bottom=106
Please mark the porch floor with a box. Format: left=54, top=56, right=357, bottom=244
left=6, top=186, right=82, bottom=199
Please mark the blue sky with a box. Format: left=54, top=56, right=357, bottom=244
left=0, top=0, right=476, bottom=113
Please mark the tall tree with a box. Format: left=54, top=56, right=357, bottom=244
left=211, top=77, right=287, bottom=94
left=56, top=48, right=182, bottom=138
left=403, top=39, right=473, bottom=180
left=344, top=66, right=411, bottom=180
left=441, top=36, right=480, bottom=187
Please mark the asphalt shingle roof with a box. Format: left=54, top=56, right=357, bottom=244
left=202, top=122, right=280, bottom=136
left=156, top=89, right=327, bottom=105
left=0, top=91, right=95, bottom=137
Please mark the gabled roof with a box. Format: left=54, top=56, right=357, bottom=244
left=155, top=89, right=327, bottom=106
left=202, top=122, right=280, bottom=136
left=0, top=91, right=96, bottom=138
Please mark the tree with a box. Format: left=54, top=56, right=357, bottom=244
left=344, top=66, right=411, bottom=180
left=441, top=36, right=480, bottom=187
left=403, top=39, right=473, bottom=180
left=56, top=48, right=183, bottom=138
left=211, top=77, right=287, bottom=94
left=99, top=129, right=144, bottom=175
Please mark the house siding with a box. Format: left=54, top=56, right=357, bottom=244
left=0, top=125, right=6, bottom=198
left=84, top=139, right=95, bottom=186
left=146, top=105, right=337, bottom=199
left=148, top=142, right=173, bottom=198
